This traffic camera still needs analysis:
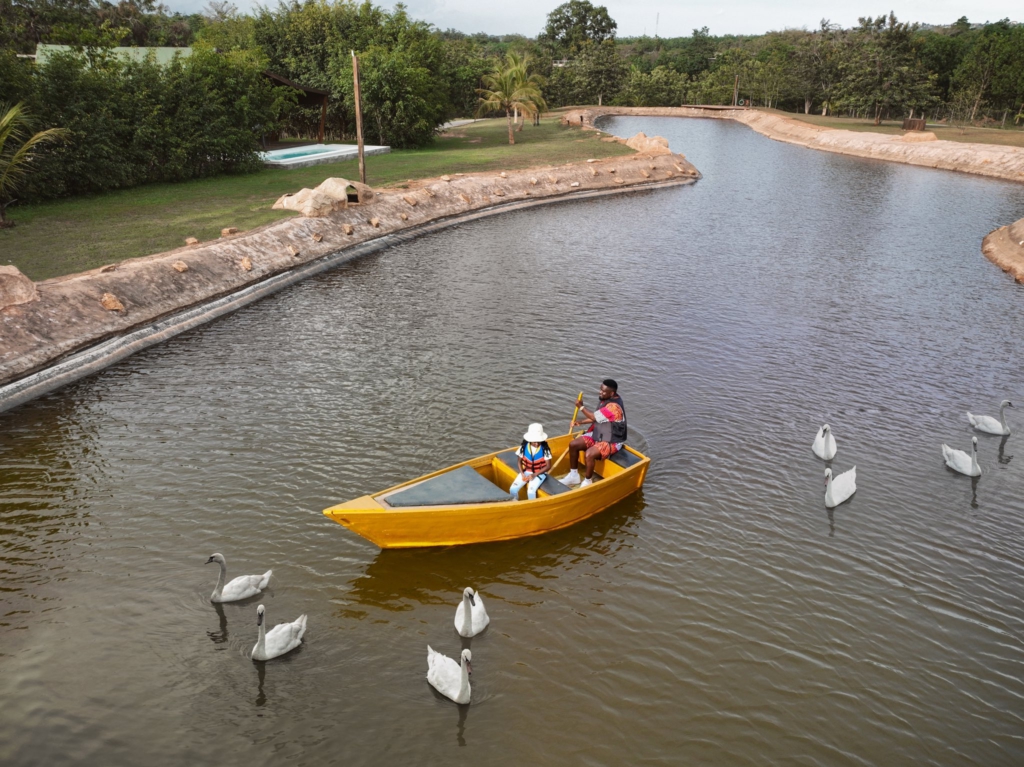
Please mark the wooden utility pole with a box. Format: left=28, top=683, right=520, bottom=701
left=733, top=75, right=739, bottom=107
left=351, top=50, right=366, bottom=185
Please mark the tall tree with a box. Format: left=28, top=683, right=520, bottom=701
left=838, top=13, right=935, bottom=124
left=541, top=0, right=616, bottom=56
left=574, top=39, right=627, bottom=105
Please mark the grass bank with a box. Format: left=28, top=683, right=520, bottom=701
left=771, top=109, right=1024, bottom=148
left=3, top=114, right=633, bottom=281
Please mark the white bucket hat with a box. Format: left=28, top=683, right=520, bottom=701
left=523, top=423, right=548, bottom=442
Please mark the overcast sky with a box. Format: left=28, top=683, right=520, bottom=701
left=170, top=0, right=1020, bottom=37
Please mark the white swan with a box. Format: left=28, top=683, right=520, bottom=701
left=454, top=587, right=490, bottom=638
left=824, top=466, right=856, bottom=508
left=812, top=424, right=837, bottom=460
left=251, top=604, right=307, bottom=661
left=967, top=400, right=1015, bottom=436
left=205, top=553, right=272, bottom=603
left=942, top=436, right=982, bottom=477
left=427, top=646, right=471, bottom=704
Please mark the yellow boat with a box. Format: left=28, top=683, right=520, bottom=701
left=322, top=432, right=649, bottom=548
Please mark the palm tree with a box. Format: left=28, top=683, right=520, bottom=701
left=0, top=103, right=68, bottom=228
left=476, top=54, right=547, bottom=145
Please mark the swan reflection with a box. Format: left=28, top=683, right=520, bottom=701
left=207, top=602, right=228, bottom=645
left=999, top=435, right=1013, bottom=465
left=255, top=661, right=267, bottom=707
left=456, top=701, right=469, bottom=747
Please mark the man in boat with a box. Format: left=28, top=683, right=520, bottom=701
left=562, top=379, right=627, bottom=488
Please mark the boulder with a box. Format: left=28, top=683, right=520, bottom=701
left=316, top=177, right=374, bottom=204
left=0, top=265, right=38, bottom=308
left=626, top=132, right=672, bottom=155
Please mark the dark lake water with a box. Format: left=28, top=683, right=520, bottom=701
left=2, top=116, right=1024, bottom=766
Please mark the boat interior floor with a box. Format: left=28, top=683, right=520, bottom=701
left=385, top=465, right=511, bottom=508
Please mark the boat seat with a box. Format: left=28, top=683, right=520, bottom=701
left=385, top=465, right=511, bottom=507
left=609, top=448, right=643, bottom=469
left=495, top=451, right=572, bottom=495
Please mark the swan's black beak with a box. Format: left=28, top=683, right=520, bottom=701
left=466, top=660, right=472, bottom=675
left=257, top=611, right=264, bottom=626
left=469, top=593, right=476, bottom=607
left=205, top=556, right=214, bottom=564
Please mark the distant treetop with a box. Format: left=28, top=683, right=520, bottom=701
left=541, top=0, right=617, bottom=55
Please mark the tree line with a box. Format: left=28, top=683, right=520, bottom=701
left=1, top=0, right=1023, bottom=210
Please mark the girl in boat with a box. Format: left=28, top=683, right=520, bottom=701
left=509, top=424, right=553, bottom=500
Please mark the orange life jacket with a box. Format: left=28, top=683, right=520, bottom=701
left=518, top=441, right=551, bottom=474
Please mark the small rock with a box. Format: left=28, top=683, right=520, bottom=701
left=674, top=164, right=686, bottom=173
left=649, top=164, right=656, bottom=170
left=221, top=227, right=238, bottom=237
left=440, top=175, right=451, bottom=182
left=423, top=187, right=436, bottom=198
left=240, top=257, right=253, bottom=271
left=343, top=224, right=354, bottom=235
left=100, top=264, right=118, bottom=273
left=590, top=168, right=598, bottom=176
left=570, top=181, right=580, bottom=188
left=640, top=170, right=651, bottom=178
left=185, top=237, right=199, bottom=246
left=403, top=195, right=418, bottom=206
left=370, top=218, right=380, bottom=228
left=587, top=159, right=598, bottom=163
left=499, top=172, right=507, bottom=178
left=172, top=261, right=189, bottom=273
left=609, top=168, right=617, bottom=173
left=548, top=175, right=558, bottom=183
left=287, top=245, right=300, bottom=257
left=530, top=178, right=538, bottom=185
left=459, top=193, right=470, bottom=203
left=400, top=213, right=408, bottom=220
left=311, top=232, right=323, bottom=242
left=100, top=293, right=125, bottom=312
left=615, top=178, right=624, bottom=184
left=493, top=189, right=505, bottom=197
left=455, top=173, right=464, bottom=176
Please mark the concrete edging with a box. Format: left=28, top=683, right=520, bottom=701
left=0, top=176, right=691, bottom=414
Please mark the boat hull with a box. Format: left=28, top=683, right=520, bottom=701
left=323, top=434, right=649, bottom=548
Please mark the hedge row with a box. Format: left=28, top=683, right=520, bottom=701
left=0, top=46, right=289, bottom=202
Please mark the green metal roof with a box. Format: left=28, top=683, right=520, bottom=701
left=34, top=45, right=193, bottom=66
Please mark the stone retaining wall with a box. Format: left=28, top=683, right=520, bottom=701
left=0, top=150, right=699, bottom=408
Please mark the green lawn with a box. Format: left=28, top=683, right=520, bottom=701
left=2, top=115, right=633, bottom=281
left=766, top=109, right=1024, bottom=148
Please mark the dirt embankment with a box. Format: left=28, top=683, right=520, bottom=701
left=564, top=106, right=1024, bottom=185
left=0, top=150, right=699, bottom=395
left=982, top=218, right=1024, bottom=284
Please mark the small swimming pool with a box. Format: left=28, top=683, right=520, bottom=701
left=261, top=143, right=390, bottom=169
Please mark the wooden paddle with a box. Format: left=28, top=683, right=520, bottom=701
left=551, top=392, right=583, bottom=475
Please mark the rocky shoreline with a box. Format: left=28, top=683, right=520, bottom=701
left=982, top=217, right=1024, bottom=284
left=0, top=147, right=699, bottom=412
left=564, top=106, right=1024, bottom=185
